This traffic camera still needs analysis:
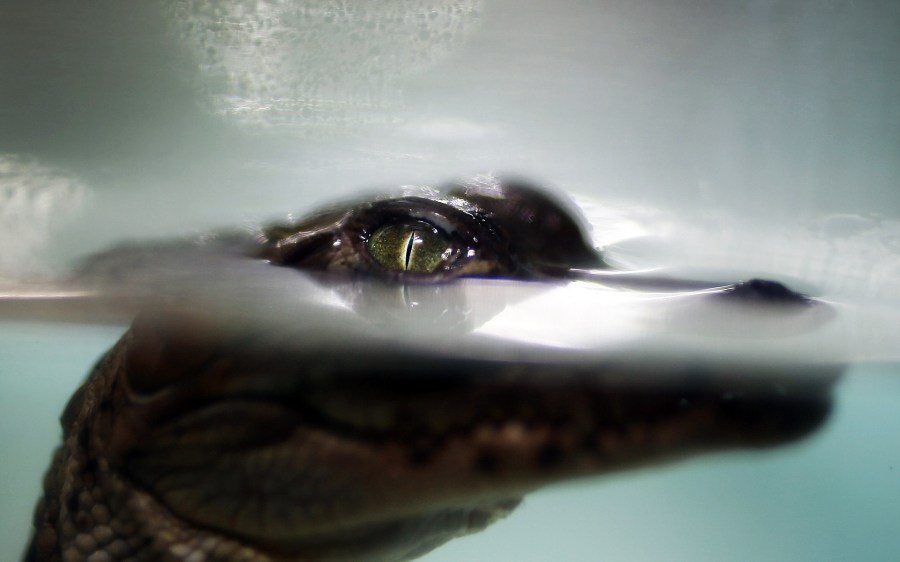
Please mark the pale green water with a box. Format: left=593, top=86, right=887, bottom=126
left=1, top=1, right=899, bottom=560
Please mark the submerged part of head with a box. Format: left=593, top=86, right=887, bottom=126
left=31, top=309, right=839, bottom=562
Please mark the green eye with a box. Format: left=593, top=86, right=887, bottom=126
left=368, top=223, right=452, bottom=273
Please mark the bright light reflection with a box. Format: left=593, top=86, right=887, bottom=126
left=473, top=282, right=668, bottom=351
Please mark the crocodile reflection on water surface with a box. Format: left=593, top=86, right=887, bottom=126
left=26, top=179, right=841, bottom=562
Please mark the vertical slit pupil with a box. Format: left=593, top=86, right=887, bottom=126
left=403, top=232, right=419, bottom=271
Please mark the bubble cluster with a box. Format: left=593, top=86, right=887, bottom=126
left=163, top=0, right=483, bottom=128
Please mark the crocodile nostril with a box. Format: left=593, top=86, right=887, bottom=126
left=720, top=279, right=810, bottom=305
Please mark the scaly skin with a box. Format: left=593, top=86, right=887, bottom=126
left=25, top=181, right=841, bottom=561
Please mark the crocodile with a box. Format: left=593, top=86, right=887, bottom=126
left=24, top=179, right=841, bottom=562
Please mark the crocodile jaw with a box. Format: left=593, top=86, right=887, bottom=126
left=36, top=309, right=838, bottom=562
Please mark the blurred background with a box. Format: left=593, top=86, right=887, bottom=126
left=1, top=1, right=898, bottom=560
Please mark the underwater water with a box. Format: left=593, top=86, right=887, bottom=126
left=1, top=1, right=898, bottom=560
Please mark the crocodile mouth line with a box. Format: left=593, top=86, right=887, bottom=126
left=298, top=373, right=835, bottom=470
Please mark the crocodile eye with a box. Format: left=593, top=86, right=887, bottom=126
left=367, top=223, right=453, bottom=273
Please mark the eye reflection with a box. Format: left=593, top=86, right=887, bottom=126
left=368, top=223, right=453, bottom=273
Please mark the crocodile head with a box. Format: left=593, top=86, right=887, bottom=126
left=28, top=179, right=841, bottom=562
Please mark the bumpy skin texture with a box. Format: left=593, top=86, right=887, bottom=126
left=28, top=328, right=522, bottom=562
left=27, top=341, right=240, bottom=562
left=26, top=181, right=839, bottom=562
